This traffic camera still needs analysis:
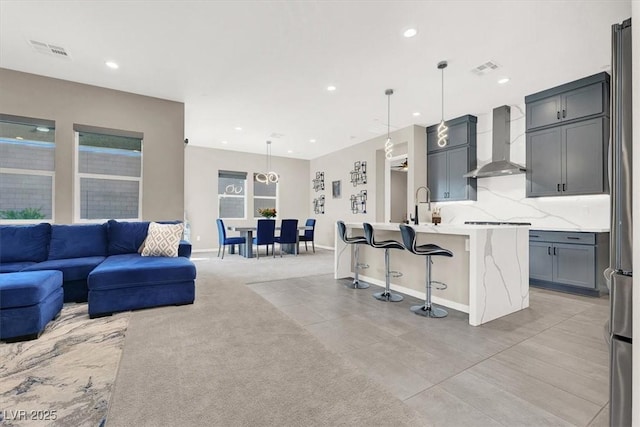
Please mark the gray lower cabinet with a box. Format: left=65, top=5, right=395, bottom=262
left=529, top=230, right=609, bottom=295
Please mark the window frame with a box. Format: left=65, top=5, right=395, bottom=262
left=73, top=128, right=143, bottom=223
left=0, top=114, right=56, bottom=224
left=252, top=173, right=279, bottom=220
left=218, top=170, right=247, bottom=220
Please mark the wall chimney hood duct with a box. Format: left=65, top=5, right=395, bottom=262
left=463, top=105, right=526, bottom=178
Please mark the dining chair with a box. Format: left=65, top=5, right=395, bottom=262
left=298, top=218, right=316, bottom=253
left=275, top=219, right=299, bottom=256
left=216, top=219, right=246, bottom=259
left=253, top=219, right=276, bottom=259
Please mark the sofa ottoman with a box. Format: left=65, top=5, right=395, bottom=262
left=87, top=253, right=196, bottom=318
left=0, top=270, right=64, bottom=341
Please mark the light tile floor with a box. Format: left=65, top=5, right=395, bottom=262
left=248, top=274, right=610, bottom=427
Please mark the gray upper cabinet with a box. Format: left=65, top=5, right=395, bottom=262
left=426, top=115, right=477, bottom=202
left=525, top=72, right=609, bottom=131
left=527, top=117, right=608, bottom=197
left=525, top=72, right=610, bottom=198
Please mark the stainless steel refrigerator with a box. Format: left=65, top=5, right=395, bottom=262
left=607, top=17, right=632, bottom=427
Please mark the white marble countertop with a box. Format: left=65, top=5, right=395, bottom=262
left=529, top=226, right=610, bottom=233
left=343, top=222, right=530, bottom=236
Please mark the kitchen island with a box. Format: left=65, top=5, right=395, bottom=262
left=335, top=222, right=530, bottom=326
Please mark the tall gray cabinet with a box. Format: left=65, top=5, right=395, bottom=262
left=426, top=115, right=477, bottom=202
left=525, top=72, right=610, bottom=197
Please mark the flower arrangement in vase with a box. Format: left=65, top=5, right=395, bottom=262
left=258, top=208, right=277, bottom=219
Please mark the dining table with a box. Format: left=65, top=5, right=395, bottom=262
left=227, top=224, right=312, bottom=258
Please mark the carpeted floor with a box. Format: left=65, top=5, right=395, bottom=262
left=105, top=249, right=426, bottom=426
left=0, top=304, right=129, bottom=426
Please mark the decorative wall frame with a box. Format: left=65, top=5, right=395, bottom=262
left=312, top=172, right=325, bottom=192
left=350, top=190, right=367, bottom=214
left=350, top=161, right=367, bottom=186
left=313, top=195, right=325, bottom=214
left=332, top=180, right=341, bottom=199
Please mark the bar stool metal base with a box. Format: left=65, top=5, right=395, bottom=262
left=373, top=291, right=404, bottom=302
left=345, top=280, right=370, bottom=289
left=411, top=304, right=448, bottom=318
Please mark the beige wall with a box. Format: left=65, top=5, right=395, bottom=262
left=390, top=170, right=407, bottom=223
left=185, top=146, right=310, bottom=251
left=309, top=125, right=423, bottom=247
left=0, top=68, right=185, bottom=223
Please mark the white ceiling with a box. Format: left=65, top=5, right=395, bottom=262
left=0, top=1, right=631, bottom=160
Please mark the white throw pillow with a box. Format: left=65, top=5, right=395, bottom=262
left=141, top=222, right=183, bottom=257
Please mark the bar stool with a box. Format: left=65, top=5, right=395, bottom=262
left=399, top=224, right=452, bottom=318
left=336, top=221, right=370, bottom=289
left=363, top=223, right=404, bottom=302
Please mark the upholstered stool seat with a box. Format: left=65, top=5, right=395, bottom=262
left=337, top=221, right=370, bottom=289
left=363, top=223, right=405, bottom=302
left=0, top=270, right=64, bottom=341
left=400, top=224, right=453, bottom=318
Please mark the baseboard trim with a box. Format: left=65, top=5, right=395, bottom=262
left=358, top=274, right=470, bottom=314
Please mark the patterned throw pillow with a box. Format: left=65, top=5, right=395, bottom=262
left=141, top=222, right=184, bottom=257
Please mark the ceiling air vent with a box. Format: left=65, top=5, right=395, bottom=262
left=471, top=60, right=499, bottom=76
left=29, top=39, right=71, bottom=59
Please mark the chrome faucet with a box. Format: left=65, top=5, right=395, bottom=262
left=415, top=186, right=431, bottom=211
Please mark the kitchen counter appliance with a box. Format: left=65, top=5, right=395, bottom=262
left=464, top=221, right=531, bottom=226
left=606, top=17, right=632, bottom=427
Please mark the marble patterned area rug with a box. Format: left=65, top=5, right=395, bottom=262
left=0, top=303, right=129, bottom=427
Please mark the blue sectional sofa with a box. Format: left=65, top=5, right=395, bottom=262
left=0, top=220, right=196, bottom=321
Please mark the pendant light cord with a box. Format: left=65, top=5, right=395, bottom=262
left=387, top=93, right=391, bottom=139
left=441, top=67, right=445, bottom=121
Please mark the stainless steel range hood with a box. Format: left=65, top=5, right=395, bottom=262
left=463, top=105, right=526, bottom=178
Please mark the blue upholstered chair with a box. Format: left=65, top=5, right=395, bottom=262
left=216, top=219, right=246, bottom=259
left=275, top=219, right=299, bottom=257
left=253, top=219, right=276, bottom=259
left=298, top=218, right=316, bottom=253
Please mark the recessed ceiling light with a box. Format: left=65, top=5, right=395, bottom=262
left=105, top=61, right=119, bottom=69
left=327, top=85, right=337, bottom=92
left=234, top=127, right=242, bottom=131
left=36, top=126, right=50, bottom=132
left=497, top=77, right=510, bottom=84
left=403, top=28, right=417, bottom=38
left=221, top=140, right=228, bottom=144
left=412, top=112, right=421, bottom=116
left=309, top=139, right=316, bottom=143
left=287, top=150, right=293, bottom=153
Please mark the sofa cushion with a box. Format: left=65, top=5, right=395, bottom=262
left=0, top=262, right=36, bottom=273
left=141, top=222, right=184, bottom=257
left=48, top=224, right=108, bottom=260
left=23, top=256, right=106, bottom=282
left=0, top=223, right=51, bottom=263
left=88, top=253, right=196, bottom=291
left=0, top=270, right=63, bottom=309
left=107, top=220, right=150, bottom=255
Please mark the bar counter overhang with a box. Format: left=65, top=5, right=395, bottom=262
left=335, top=222, right=530, bottom=326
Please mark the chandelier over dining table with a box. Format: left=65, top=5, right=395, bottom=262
left=256, top=140, right=279, bottom=184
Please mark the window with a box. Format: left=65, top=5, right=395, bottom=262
left=253, top=173, right=277, bottom=218
left=75, top=126, right=143, bottom=221
left=0, top=114, right=55, bottom=222
left=218, top=170, right=246, bottom=219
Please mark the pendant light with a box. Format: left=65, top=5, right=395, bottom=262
left=384, top=88, right=394, bottom=159
left=256, top=140, right=279, bottom=184
left=437, top=60, right=448, bottom=147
